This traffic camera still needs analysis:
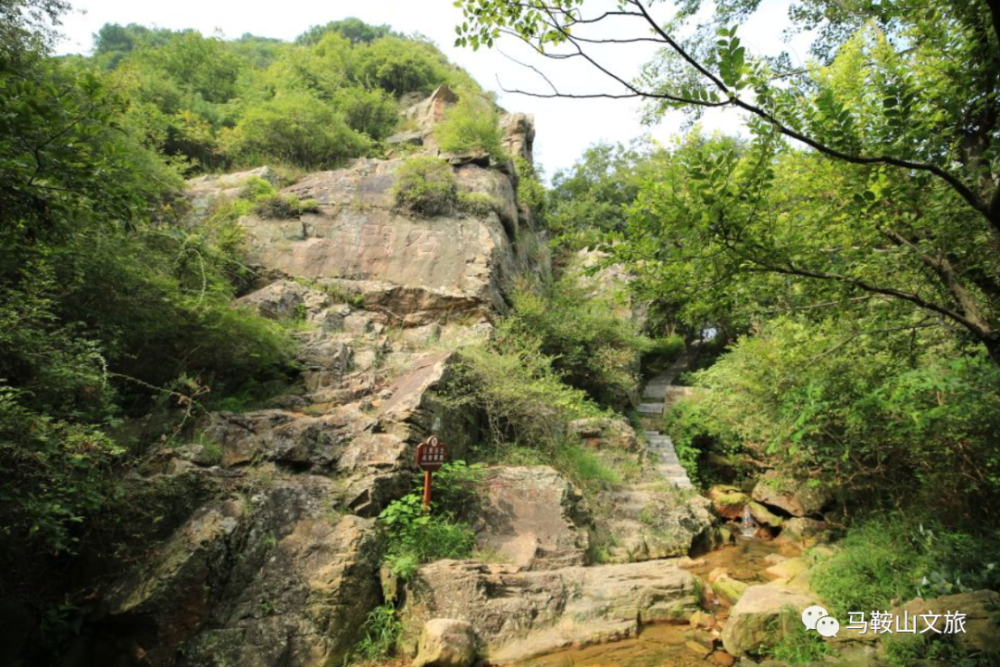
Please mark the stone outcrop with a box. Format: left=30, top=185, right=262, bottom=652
left=395, top=85, right=535, bottom=165
left=568, top=416, right=639, bottom=451
left=597, top=490, right=715, bottom=563
left=412, top=619, right=480, bottom=667
left=472, top=466, right=591, bottom=571
left=709, top=484, right=749, bottom=520
left=721, top=584, right=817, bottom=657
left=752, top=471, right=832, bottom=518
left=91, top=478, right=381, bottom=667
left=400, top=559, right=699, bottom=663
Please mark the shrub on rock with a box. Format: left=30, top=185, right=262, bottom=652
left=393, top=155, right=458, bottom=216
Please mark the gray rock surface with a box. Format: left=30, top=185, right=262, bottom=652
left=752, top=470, right=832, bottom=517
left=97, top=478, right=380, bottom=667
left=473, top=466, right=591, bottom=570
left=400, top=559, right=699, bottom=663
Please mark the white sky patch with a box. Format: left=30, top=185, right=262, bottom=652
left=54, top=0, right=815, bottom=176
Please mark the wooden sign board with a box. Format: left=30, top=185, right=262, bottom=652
left=415, top=436, right=447, bottom=472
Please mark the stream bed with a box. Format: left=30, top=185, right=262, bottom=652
left=517, top=537, right=799, bottom=667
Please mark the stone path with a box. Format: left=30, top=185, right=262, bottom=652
left=639, top=354, right=695, bottom=490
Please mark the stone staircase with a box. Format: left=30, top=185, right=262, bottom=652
left=638, top=357, right=695, bottom=490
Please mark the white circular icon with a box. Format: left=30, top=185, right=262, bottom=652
left=801, top=605, right=828, bottom=630
left=816, top=615, right=840, bottom=638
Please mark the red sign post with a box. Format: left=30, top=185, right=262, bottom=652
left=415, top=435, right=448, bottom=509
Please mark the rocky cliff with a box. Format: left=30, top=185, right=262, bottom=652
left=76, top=87, right=550, bottom=667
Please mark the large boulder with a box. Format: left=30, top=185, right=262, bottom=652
left=473, top=466, right=591, bottom=571
left=92, top=478, right=381, bottom=667
left=597, top=492, right=715, bottom=563
left=400, top=559, right=699, bottom=664
left=568, top=417, right=639, bottom=451
left=721, top=584, right=817, bottom=657
left=709, top=485, right=749, bottom=520
left=752, top=471, right=832, bottom=517
left=413, top=619, right=479, bottom=667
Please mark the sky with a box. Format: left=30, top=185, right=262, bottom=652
left=53, top=0, right=815, bottom=177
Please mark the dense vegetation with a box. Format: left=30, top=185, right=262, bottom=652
left=459, top=0, right=1000, bottom=636
left=78, top=17, right=480, bottom=172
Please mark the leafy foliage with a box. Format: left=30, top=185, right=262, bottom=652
left=378, top=461, right=483, bottom=579
left=222, top=91, right=370, bottom=169
left=434, top=91, right=506, bottom=161
left=392, top=155, right=458, bottom=216
left=507, top=278, right=649, bottom=409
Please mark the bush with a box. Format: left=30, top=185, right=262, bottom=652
left=223, top=91, right=370, bottom=169
left=333, top=86, right=398, bottom=140
left=456, top=191, right=500, bottom=217
left=663, top=317, right=1000, bottom=524
left=507, top=279, right=650, bottom=409
left=352, top=603, right=403, bottom=662
left=435, top=92, right=506, bottom=161
left=377, top=461, right=483, bottom=579
left=514, top=156, right=548, bottom=223
left=392, top=155, right=458, bottom=216
left=811, top=515, right=1000, bottom=617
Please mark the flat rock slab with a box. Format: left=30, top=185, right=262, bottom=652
left=473, top=466, right=591, bottom=571
left=401, top=559, right=699, bottom=663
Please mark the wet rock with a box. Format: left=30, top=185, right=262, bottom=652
left=568, top=417, right=639, bottom=451
left=413, top=619, right=479, bottom=667
left=686, top=640, right=713, bottom=658
left=711, top=649, right=737, bottom=666
left=752, top=471, right=832, bottom=517
left=473, top=466, right=591, bottom=571
left=721, top=584, right=816, bottom=657
left=748, top=500, right=783, bottom=528
left=400, top=559, right=699, bottom=664
left=763, top=557, right=809, bottom=582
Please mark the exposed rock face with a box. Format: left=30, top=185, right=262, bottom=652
left=93, top=478, right=380, bottom=667
left=752, top=471, right=832, bottom=518
left=597, top=491, right=715, bottom=563
left=412, top=619, right=479, bottom=667
left=472, top=466, right=591, bottom=570
left=568, top=417, right=639, bottom=451
left=396, top=85, right=535, bottom=165
left=185, top=166, right=277, bottom=221
left=238, top=157, right=536, bottom=326
left=400, top=559, right=699, bottom=663
left=88, top=87, right=550, bottom=667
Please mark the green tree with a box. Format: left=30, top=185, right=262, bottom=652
left=222, top=91, right=370, bottom=168
left=454, top=0, right=1000, bottom=366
